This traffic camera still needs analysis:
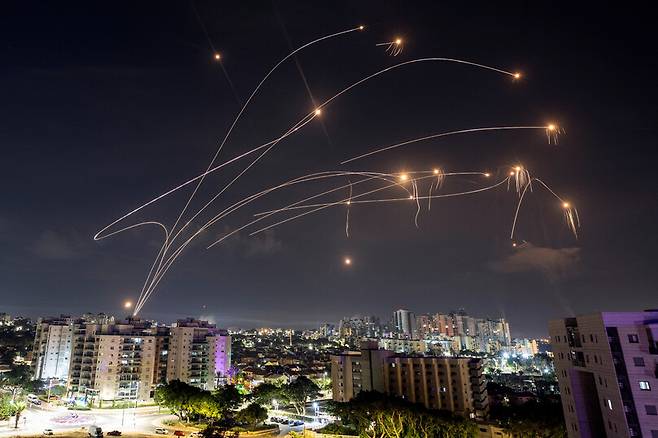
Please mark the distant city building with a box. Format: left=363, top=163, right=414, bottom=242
left=378, top=337, right=428, bottom=354
left=331, top=342, right=488, bottom=418
left=549, top=311, right=658, bottom=438
left=393, top=309, right=417, bottom=339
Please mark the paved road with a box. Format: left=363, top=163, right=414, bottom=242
left=0, top=405, right=174, bottom=437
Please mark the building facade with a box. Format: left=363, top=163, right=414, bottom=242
left=330, top=341, right=391, bottom=402
left=32, top=316, right=74, bottom=380
left=331, top=343, right=488, bottom=418
left=549, top=311, right=658, bottom=438
left=166, top=319, right=231, bottom=390
left=32, top=315, right=231, bottom=403
left=384, top=355, right=488, bottom=418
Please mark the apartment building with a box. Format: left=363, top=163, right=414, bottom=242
left=384, top=355, right=488, bottom=418
left=331, top=342, right=488, bottom=418
left=331, top=341, right=391, bottom=402
left=33, top=315, right=231, bottom=402
left=167, top=318, right=231, bottom=390
left=549, top=311, right=658, bottom=438
left=32, top=315, right=75, bottom=380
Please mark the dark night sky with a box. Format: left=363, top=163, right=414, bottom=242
left=1, top=1, right=656, bottom=337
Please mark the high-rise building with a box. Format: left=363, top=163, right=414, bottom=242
left=393, top=309, right=417, bottom=339
left=32, top=315, right=231, bottom=403
left=167, top=318, right=231, bottom=390
left=549, top=311, right=658, bottom=438
left=384, top=355, right=488, bottom=418
left=32, top=315, right=75, bottom=380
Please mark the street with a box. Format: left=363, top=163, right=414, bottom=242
left=0, top=405, right=175, bottom=437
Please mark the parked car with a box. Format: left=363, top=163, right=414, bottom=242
left=189, top=433, right=203, bottom=438
left=43, top=429, right=54, bottom=436
left=155, top=428, right=168, bottom=435
left=107, top=431, right=122, bottom=436
left=292, top=420, right=304, bottom=427
left=173, top=431, right=186, bottom=437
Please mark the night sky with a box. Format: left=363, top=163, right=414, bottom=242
left=1, top=2, right=656, bottom=337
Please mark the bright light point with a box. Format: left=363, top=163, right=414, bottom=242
left=547, top=124, right=556, bottom=131
left=399, top=174, right=408, bottom=181
left=346, top=201, right=351, bottom=205
left=344, top=257, right=352, bottom=266
left=214, top=53, right=221, bottom=60
left=409, top=195, right=414, bottom=200
left=515, top=166, right=522, bottom=171
left=395, top=38, right=402, bottom=45
left=563, top=202, right=570, bottom=208
left=314, top=108, right=322, bottom=116
left=124, top=301, right=132, bottom=309
left=513, top=72, right=521, bottom=79
left=484, top=172, right=491, bottom=177
left=510, top=171, right=515, bottom=176
left=512, top=242, right=517, bottom=247
left=358, top=25, right=365, bottom=30
left=433, top=169, right=439, bottom=175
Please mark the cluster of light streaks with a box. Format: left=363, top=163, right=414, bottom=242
left=95, top=25, right=579, bottom=316
left=376, top=37, right=404, bottom=56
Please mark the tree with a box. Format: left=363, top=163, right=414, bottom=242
left=235, top=403, right=267, bottom=428
left=328, top=391, right=478, bottom=438
left=250, top=383, right=282, bottom=407
left=282, top=376, right=320, bottom=415
left=154, top=380, right=204, bottom=422
left=213, top=384, right=242, bottom=417
left=0, top=364, right=41, bottom=400
left=12, top=399, right=26, bottom=429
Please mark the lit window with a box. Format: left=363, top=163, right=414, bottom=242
left=639, top=381, right=651, bottom=391
left=606, top=399, right=613, bottom=410
left=628, top=334, right=639, bottom=343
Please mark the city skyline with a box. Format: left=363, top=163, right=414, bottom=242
left=1, top=2, right=657, bottom=338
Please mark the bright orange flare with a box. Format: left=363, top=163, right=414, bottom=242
left=214, top=53, right=221, bottom=60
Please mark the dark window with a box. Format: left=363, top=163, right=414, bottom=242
left=633, top=357, right=645, bottom=367
left=646, top=405, right=657, bottom=415
left=628, top=334, right=640, bottom=343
